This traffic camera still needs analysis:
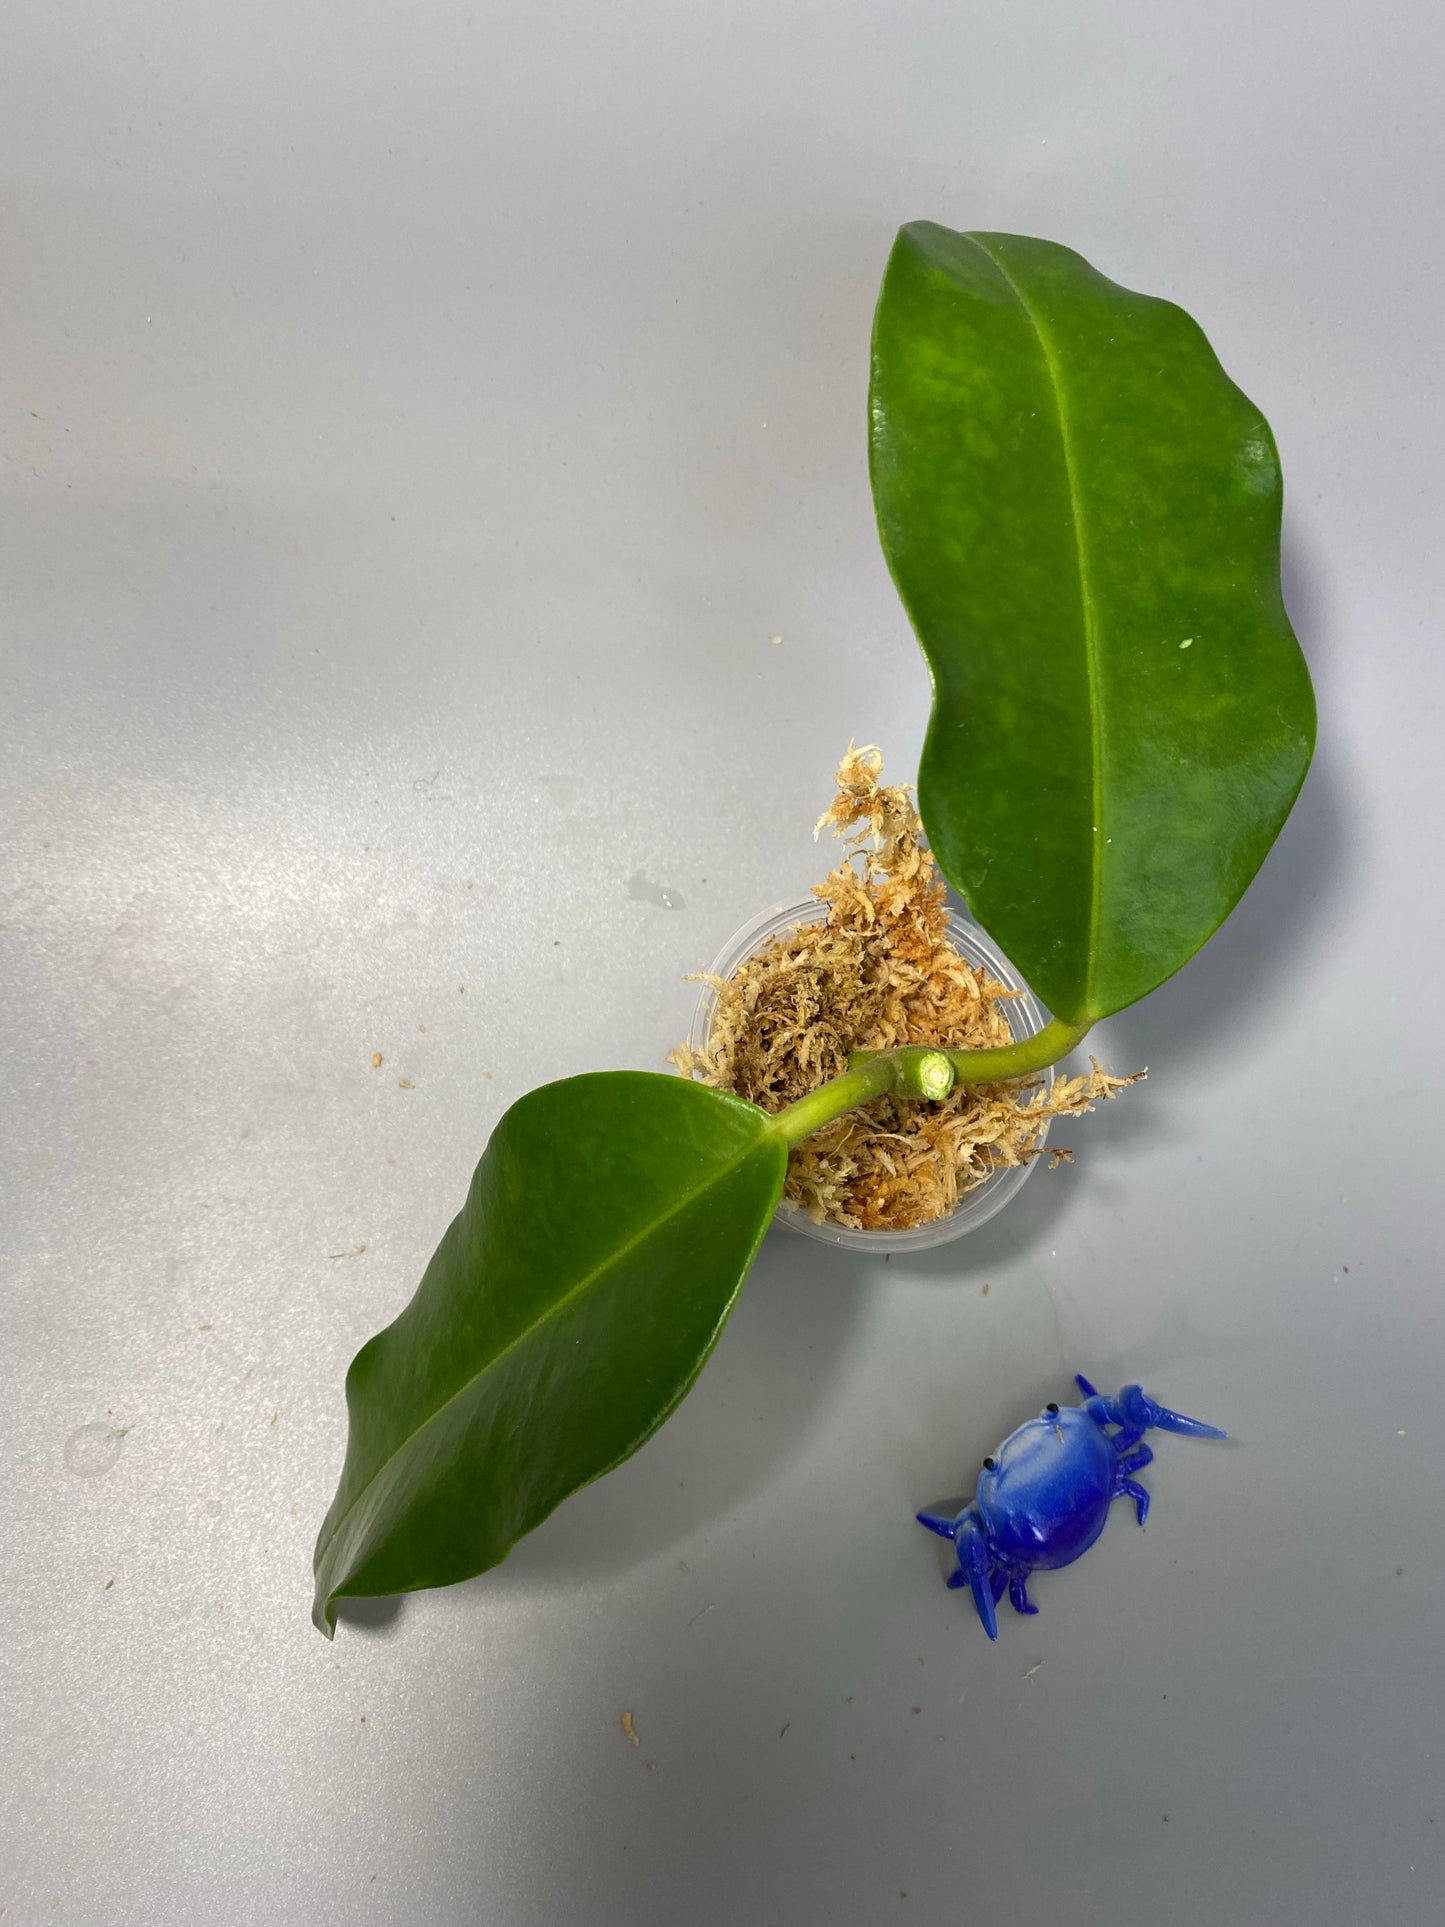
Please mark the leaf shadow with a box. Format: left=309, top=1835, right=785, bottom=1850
left=1095, top=753, right=1348, bottom=1083
left=333, top=1592, right=408, bottom=1636
left=887, top=1177, right=1090, bottom=1472
left=449, top=1223, right=873, bottom=1601
left=1066, top=515, right=1353, bottom=1112
left=330, top=1182, right=1085, bottom=1630
left=894, top=1158, right=1083, bottom=1286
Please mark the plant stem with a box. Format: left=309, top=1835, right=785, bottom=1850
left=769, top=1017, right=1092, bottom=1150
left=770, top=1048, right=955, bottom=1148
left=851, top=1016, right=1091, bottom=1086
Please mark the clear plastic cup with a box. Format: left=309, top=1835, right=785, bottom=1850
left=685, top=896, right=1055, bottom=1252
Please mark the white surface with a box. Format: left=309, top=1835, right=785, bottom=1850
left=3, top=4, right=1442, bottom=1923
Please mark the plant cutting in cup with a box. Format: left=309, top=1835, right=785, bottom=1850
left=312, top=224, right=1315, bottom=1637
left=673, top=742, right=1145, bottom=1252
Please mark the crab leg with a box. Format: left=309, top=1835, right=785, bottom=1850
left=1117, top=1477, right=1151, bottom=1526
left=1008, top=1574, right=1039, bottom=1617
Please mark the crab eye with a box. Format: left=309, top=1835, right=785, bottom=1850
left=1046, top=1402, right=1059, bottom=1414
left=982, top=1456, right=996, bottom=1471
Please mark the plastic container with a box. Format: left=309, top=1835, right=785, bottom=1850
left=686, top=896, right=1055, bottom=1252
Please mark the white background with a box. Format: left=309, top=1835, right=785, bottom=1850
left=3, top=4, right=1441, bottom=1923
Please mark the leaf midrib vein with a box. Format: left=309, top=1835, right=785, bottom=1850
left=315, top=1126, right=774, bottom=1582
left=963, top=234, right=1105, bottom=1009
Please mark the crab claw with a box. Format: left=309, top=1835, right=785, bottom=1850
left=953, top=1514, right=999, bottom=1641
left=1136, top=1386, right=1226, bottom=1440
left=916, top=1510, right=958, bottom=1540
left=1079, top=1376, right=1228, bottom=1443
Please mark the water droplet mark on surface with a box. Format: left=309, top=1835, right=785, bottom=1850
left=64, top=1423, right=127, bottom=1479
left=627, top=872, right=685, bottom=911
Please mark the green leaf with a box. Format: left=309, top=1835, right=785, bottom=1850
left=312, top=1072, right=785, bottom=1634
left=870, top=223, right=1316, bottom=1023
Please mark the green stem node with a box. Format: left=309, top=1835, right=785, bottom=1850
left=851, top=1016, right=1089, bottom=1086
left=768, top=1018, right=1090, bottom=1149
left=769, top=1048, right=954, bottom=1149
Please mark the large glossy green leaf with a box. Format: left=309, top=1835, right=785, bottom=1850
left=313, top=1072, right=785, bottom=1634
left=870, top=224, right=1316, bottom=1023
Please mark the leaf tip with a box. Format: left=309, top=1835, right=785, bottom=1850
left=312, top=1587, right=339, bottom=1640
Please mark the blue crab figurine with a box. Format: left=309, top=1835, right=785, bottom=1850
left=918, top=1375, right=1225, bottom=1640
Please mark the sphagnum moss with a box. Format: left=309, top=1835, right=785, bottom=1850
left=672, top=746, right=1141, bottom=1230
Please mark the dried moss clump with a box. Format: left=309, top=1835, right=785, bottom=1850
left=671, top=746, right=1141, bottom=1230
